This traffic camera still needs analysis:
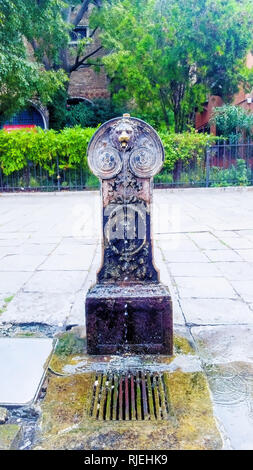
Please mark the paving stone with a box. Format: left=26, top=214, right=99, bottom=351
left=206, top=363, right=253, bottom=450
left=213, top=230, right=241, bottom=239
left=180, top=298, right=253, bottom=325
left=230, top=280, right=253, bottom=303
left=204, top=249, right=242, bottom=262
left=215, top=262, right=253, bottom=280
left=158, top=237, right=199, bottom=251
left=16, top=244, right=56, bottom=256
left=220, top=237, right=253, bottom=249
left=0, top=337, right=53, bottom=405
left=235, top=249, right=253, bottom=263
left=26, top=236, right=62, bottom=244
left=67, top=291, right=85, bottom=326
left=39, top=251, right=95, bottom=271
left=168, top=262, right=222, bottom=277
left=162, top=250, right=209, bottom=263
left=23, top=271, right=88, bottom=294
left=171, top=299, right=186, bottom=325
left=188, top=232, right=228, bottom=250
left=0, top=292, right=75, bottom=325
left=0, top=424, right=21, bottom=450
left=0, top=254, right=45, bottom=272
left=191, top=325, right=253, bottom=363
left=175, top=277, right=238, bottom=299
left=0, top=272, right=32, bottom=293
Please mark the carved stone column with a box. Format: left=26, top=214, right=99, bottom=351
left=85, top=115, right=173, bottom=354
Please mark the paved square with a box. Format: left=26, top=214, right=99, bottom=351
left=1, top=188, right=253, bottom=449
left=0, top=188, right=253, bottom=326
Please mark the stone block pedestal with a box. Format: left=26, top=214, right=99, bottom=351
left=86, top=283, right=173, bottom=355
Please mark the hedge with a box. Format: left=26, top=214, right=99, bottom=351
left=0, top=126, right=217, bottom=176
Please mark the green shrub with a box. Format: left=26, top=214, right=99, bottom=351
left=0, top=126, right=242, bottom=190
left=0, top=126, right=96, bottom=176
left=159, top=129, right=217, bottom=171
left=210, top=159, right=250, bottom=187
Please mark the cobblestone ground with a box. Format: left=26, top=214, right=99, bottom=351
left=1, top=187, right=253, bottom=449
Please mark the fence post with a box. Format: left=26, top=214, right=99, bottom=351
left=56, top=156, right=60, bottom=192
left=205, top=146, right=210, bottom=187
left=0, top=168, right=3, bottom=192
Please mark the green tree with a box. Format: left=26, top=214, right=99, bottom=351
left=91, top=0, right=253, bottom=132
left=211, top=105, right=253, bottom=139
left=0, top=0, right=69, bottom=120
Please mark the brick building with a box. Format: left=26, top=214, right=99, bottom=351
left=67, top=3, right=109, bottom=104
left=2, top=3, right=109, bottom=130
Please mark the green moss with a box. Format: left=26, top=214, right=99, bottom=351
left=55, top=332, right=86, bottom=357
left=174, top=335, right=195, bottom=355
left=0, top=424, right=21, bottom=450
left=36, top=368, right=222, bottom=450
left=4, top=295, right=14, bottom=303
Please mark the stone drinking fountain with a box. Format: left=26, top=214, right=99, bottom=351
left=85, top=115, right=173, bottom=355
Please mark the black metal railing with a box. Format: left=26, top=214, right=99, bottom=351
left=1, top=140, right=253, bottom=192
left=154, top=139, right=253, bottom=188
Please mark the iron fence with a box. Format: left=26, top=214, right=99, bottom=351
left=0, top=158, right=99, bottom=192
left=1, top=140, right=253, bottom=192
left=154, top=139, right=253, bottom=188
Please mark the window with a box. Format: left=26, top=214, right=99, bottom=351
left=69, top=26, right=89, bottom=44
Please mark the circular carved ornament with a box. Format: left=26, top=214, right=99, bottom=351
left=87, top=116, right=164, bottom=179
left=88, top=146, right=122, bottom=180
left=129, top=146, right=163, bottom=178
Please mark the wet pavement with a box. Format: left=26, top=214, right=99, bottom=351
left=0, top=187, right=253, bottom=449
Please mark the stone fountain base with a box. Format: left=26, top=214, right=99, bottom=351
left=85, top=283, right=173, bottom=355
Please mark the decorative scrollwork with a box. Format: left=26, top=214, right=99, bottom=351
left=88, top=146, right=122, bottom=180
left=129, top=146, right=163, bottom=178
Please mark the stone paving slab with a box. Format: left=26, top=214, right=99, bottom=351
left=0, top=272, right=32, bottom=293
left=174, top=276, right=237, bottom=299
left=167, top=262, right=222, bottom=277
left=0, top=254, right=45, bottom=272
left=191, top=325, right=253, bottom=364
left=180, top=298, right=253, bottom=325
left=203, top=249, right=243, bottom=262
left=230, top=280, right=253, bottom=303
left=191, top=325, right=253, bottom=449
left=1, top=292, right=76, bottom=325
left=0, top=337, right=53, bottom=405
left=23, top=270, right=88, bottom=294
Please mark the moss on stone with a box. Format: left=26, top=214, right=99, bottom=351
left=54, top=332, right=86, bottom=357
left=36, top=369, right=222, bottom=450
left=0, top=424, right=21, bottom=450
left=173, top=334, right=195, bottom=355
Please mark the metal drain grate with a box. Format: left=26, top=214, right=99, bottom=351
left=90, top=371, right=171, bottom=421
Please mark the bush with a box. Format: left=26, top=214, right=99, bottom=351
left=210, top=159, right=250, bottom=187
left=0, top=126, right=96, bottom=176
left=159, top=129, right=217, bottom=171
left=210, top=105, right=253, bottom=140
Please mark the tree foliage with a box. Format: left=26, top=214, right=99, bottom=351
left=211, top=105, right=253, bottom=139
left=92, top=0, right=253, bottom=131
left=48, top=90, right=125, bottom=130
left=0, top=0, right=68, bottom=119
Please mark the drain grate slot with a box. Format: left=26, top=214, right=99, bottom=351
left=90, top=371, right=171, bottom=421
